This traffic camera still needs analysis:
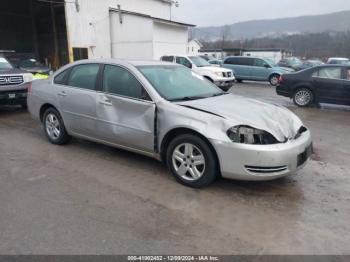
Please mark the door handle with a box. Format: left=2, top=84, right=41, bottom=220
left=100, top=99, right=112, bottom=106
left=58, top=91, right=67, bottom=97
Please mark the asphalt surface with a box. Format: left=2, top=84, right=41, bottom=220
left=0, top=82, right=350, bottom=255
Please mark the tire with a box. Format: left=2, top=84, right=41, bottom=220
left=20, top=102, right=27, bottom=109
left=269, top=74, right=280, bottom=86
left=43, top=107, right=71, bottom=145
left=236, top=79, right=243, bottom=83
left=166, top=134, right=218, bottom=188
left=293, top=88, right=314, bottom=107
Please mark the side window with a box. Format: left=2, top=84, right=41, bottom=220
left=225, top=58, right=239, bottom=65
left=103, top=65, right=147, bottom=100
left=243, top=58, right=254, bottom=66
left=161, top=56, right=174, bottom=62
left=67, top=64, right=100, bottom=90
left=313, top=68, right=342, bottom=79
left=176, top=57, right=192, bottom=68
left=54, top=69, right=70, bottom=85
left=253, top=59, right=265, bottom=67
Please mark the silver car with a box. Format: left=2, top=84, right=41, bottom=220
left=28, top=59, right=312, bottom=188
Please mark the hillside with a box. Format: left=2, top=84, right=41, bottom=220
left=193, top=10, right=350, bottom=41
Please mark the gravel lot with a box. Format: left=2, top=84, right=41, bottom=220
left=0, top=82, right=349, bottom=255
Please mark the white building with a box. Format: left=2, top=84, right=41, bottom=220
left=242, top=49, right=293, bottom=63
left=65, top=0, right=194, bottom=61
left=187, top=39, right=203, bottom=56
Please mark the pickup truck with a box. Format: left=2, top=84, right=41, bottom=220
left=0, top=56, right=33, bottom=108
left=161, top=55, right=235, bottom=91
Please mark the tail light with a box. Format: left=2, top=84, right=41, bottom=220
left=27, top=82, right=32, bottom=94
left=278, top=75, right=284, bottom=83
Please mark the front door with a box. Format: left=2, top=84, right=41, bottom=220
left=56, top=63, right=100, bottom=137
left=96, top=64, right=155, bottom=153
left=251, top=58, right=270, bottom=80
left=312, top=67, right=344, bottom=104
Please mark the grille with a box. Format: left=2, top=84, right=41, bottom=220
left=245, top=165, right=288, bottom=174
left=0, top=75, right=24, bottom=86
left=223, top=72, right=232, bottom=78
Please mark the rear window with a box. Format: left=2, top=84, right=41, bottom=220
left=54, top=69, right=70, bottom=85
left=161, top=56, right=174, bottom=62
left=312, top=67, right=342, bottom=79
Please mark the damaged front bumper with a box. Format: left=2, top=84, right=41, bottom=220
left=210, top=130, right=312, bottom=181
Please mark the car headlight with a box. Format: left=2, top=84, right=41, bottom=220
left=23, top=73, right=33, bottom=83
left=215, top=72, right=223, bottom=77
left=227, top=125, right=278, bottom=145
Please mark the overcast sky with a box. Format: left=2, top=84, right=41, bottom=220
left=172, top=0, right=350, bottom=27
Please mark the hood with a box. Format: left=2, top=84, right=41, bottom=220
left=178, top=94, right=303, bottom=142
left=21, top=66, right=50, bottom=74
left=200, top=66, right=232, bottom=73
left=0, top=68, right=28, bottom=75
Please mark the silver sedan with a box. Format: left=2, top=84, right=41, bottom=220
left=28, top=59, right=312, bottom=188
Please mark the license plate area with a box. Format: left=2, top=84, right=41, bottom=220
left=297, top=143, right=313, bottom=167
left=8, top=94, right=16, bottom=99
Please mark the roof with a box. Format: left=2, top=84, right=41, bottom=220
left=109, top=8, right=196, bottom=27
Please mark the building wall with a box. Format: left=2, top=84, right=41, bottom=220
left=65, top=0, right=175, bottom=60
left=187, top=40, right=201, bottom=56
left=153, top=22, right=188, bottom=59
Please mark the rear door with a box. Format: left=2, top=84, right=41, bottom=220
left=96, top=64, right=155, bottom=153
left=311, top=67, right=345, bottom=104
left=223, top=57, right=252, bottom=79
left=55, top=63, right=100, bottom=137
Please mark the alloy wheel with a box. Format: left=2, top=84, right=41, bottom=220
left=295, top=90, right=312, bottom=106
left=45, top=113, right=61, bottom=140
left=172, top=143, right=206, bottom=181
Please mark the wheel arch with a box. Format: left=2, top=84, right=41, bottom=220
left=39, top=103, right=60, bottom=123
left=160, top=127, right=221, bottom=174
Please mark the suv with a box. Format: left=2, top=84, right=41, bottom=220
left=161, top=55, right=235, bottom=91
left=0, top=56, right=33, bottom=108
left=222, top=56, right=293, bottom=86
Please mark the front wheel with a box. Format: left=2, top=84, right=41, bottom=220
left=269, top=74, right=280, bottom=86
left=293, top=88, right=314, bottom=107
left=166, top=134, right=218, bottom=188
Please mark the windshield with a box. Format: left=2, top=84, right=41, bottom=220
left=19, top=59, right=43, bottom=68
left=138, top=65, right=224, bottom=101
left=188, top=56, right=211, bottom=67
left=288, top=57, right=302, bottom=66
left=0, top=57, right=13, bottom=70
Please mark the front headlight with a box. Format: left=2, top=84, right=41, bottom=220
left=23, top=73, right=33, bottom=83
left=227, top=125, right=279, bottom=145
left=215, top=72, right=223, bottom=77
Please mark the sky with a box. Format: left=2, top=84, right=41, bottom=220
left=172, top=0, right=350, bottom=27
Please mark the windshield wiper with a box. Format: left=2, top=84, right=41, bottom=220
left=169, top=95, right=209, bottom=102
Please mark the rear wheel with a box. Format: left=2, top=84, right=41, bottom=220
left=166, top=134, right=218, bottom=188
left=43, top=107, right=71, bottom=145
left=293, top=88, right=314, bottom=107
left=269, top=74, right=280, bottom=86
left=236, top=79, right=243, bottom=83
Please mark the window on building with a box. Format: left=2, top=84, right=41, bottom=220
left=73, top=47, right=89, bottom=61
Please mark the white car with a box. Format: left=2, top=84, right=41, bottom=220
left=327, top=57, right=349, bottom=65
left=161, top=55, right=235, bottom=91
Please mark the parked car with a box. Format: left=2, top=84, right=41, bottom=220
left=161, top=55, right=235, bottom=91
left=222, top=56, right=293, bottom=86
left=199, top=55, right=216, bottom=61
left=298, top=59, right=324, bottom=71
left=278, top=57, right=303, bottom=71
left=208, top=59, right=223, bottom=66
left=17, top=58, right=51, bottom=77
left=277, top=65, right=350, bottom=107
left=326, top=57, right=349, bottom=65
left=0, top=56, right=33, bottom=108
left=27, top=59, right=312, bottom=188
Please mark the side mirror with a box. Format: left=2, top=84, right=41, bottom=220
left=187, top=63, right=193, bottom=69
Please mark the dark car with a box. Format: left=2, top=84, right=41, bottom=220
left=277, top=65, right=350, bottom=107
left=17, top=58, right=51, bottom=75
left=278, top=57, right=303, bottom=71
left=0, top=56, right=33, bottom=108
